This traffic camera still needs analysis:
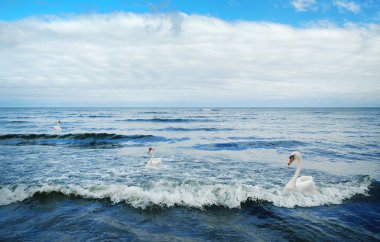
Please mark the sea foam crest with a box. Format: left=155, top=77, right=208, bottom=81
left=0, top=133, right=164, bottom=146
left=0, top=177, right=372, bottom=208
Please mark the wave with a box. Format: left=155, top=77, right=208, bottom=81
left=10, top=120, right=29, bottom=123
left=119, top=118, right=211, bottom=123
left=0, top=133, right=166, bottom=147
left=159, top=127, right=233, bottom=132
left=0, top=177, right=374, bottom=209
left=138, top=111, right=171, bottom=114
left=201, top=108, right=221, bottom=111
left=194, top=140, right=305, bottom=151
left=0, top=120, right=29, bottom=124
left=86, top=115, right=113, bottom=118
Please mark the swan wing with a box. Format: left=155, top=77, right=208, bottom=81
left=151, top=158, right=162, bottom=166
left=296, top=179, right=317, bottom=194
left=297, top=176, right=313, bottom=183
left=285, top=177, right=297, bottom=191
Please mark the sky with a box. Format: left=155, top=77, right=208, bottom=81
left=0, top=0, right=380, bottom=107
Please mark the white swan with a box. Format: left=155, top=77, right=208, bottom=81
left=54, top=121, right=62, bottom=131
left=285, top=151, right=316, bottom=194
left=147, top=147, right=162, bottom=166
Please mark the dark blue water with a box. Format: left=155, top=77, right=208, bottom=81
left=0, top=108, right=379, bottom=241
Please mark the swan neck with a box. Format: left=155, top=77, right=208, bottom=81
left=293, top=157, right=302, bottom=178
left=285, top=155, right=303, bottom=190
left=147, top=152, right=154, bottom=164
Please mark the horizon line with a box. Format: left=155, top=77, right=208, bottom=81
left=1, top=106, right=379, bottom=109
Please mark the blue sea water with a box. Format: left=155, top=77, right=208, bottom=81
left=0, top=107, right=379, bottom=241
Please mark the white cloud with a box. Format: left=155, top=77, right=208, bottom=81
left=0, top=13, right=379, bottom=107
left=292, top=0, right=317, bottom=12
left=334, top=0, right=361, bottom=13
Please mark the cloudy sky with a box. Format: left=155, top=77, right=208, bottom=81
left=1, top=0, right=379, bottom=107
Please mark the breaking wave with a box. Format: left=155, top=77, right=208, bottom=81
left=0, top=177, right=374, bottom=209
left=194, top=140, right=305, bottom=151
left=119, top=118, right=211, bottom=123
left=0, top=133, right=167, bottom=146
left=159, top=127, right=234, bottom=132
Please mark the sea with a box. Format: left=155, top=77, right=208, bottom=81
left=0, top=107, right=379, bottom=241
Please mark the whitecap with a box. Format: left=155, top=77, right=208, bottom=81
left=0, top=177, right=372, bottom=209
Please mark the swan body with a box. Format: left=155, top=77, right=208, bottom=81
left=147, top=147, right=162, bottom=166
left=54, top=121, right=62, bottom=131
left=285, top=151, right=316, bottom=194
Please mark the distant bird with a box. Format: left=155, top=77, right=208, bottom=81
left=284, top=151, right=316, bottom=194
left=54, top=121, right=62, bottom=131
left=147, top=147, right=162, bottom=166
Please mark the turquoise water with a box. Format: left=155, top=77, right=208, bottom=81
left=0, top=108, right=379, bottom=241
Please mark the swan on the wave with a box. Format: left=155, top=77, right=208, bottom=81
left=147, top=147, right=162, bottom=166
left=284, top=151, right=316, bottom=194
left=54, top=121, right=62, bottom=131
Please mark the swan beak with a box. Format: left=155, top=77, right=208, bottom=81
left=288, top=155, right=295, bottom=166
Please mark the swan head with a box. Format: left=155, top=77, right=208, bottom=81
left=288, top=151, right=301, bottom=166
left=148, top=147, right=156, bottom=155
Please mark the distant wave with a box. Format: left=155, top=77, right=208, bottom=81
left=201, top=108, right=221, bottom=111
left=0, top=120, right=29, bottom=124
left=0, top=177, right=374, bottom=209
left=0, top=133, right=167, bottom=147
left=138, top=111, right=171, bottom=114
left=119, top=118, right=211, bottom=123
left=86, top=115, right=113, bottom=118
left=194, top=140, right=305, bottom=151
left=159, top=127, right=233, bottom=132
left=10, top=120, right=29, bottom=123
left=74, top=115, right=113, bottom=118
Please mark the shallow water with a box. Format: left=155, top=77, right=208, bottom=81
left=0, top=108, right=379, bottom=241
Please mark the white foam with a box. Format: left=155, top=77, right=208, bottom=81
left=0, top=177, right=372, bottom=208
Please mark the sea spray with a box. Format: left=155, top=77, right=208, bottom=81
left=0, top=177, right=372, bottom=208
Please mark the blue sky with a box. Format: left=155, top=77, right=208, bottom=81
left=1, top=0, right=380, bottom=24
left=0, top=1, right=379, bottom=107
left=0, top=0, right=380, bottom=26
